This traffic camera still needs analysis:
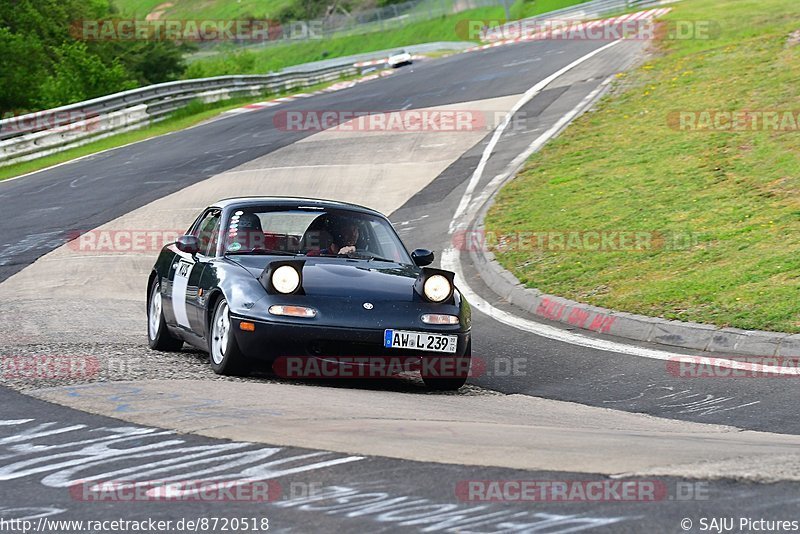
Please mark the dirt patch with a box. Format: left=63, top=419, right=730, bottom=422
left=145, top=1, right=174, bottom=21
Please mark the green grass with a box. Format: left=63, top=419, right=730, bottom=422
left=484, top=0, right=800, bottom=332
left=112, top=0, right=586, bottom=24
left=183, top=0, right=589, bottom=77
left=112, top=0, right=297, bottom=20
left=510, top=0, right=592, bottom=18
left=0, top=77, right=351, bottom=182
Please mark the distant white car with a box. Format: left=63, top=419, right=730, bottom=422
left=387, top=49, right=413, bottom=68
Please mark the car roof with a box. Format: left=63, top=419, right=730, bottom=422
left=210, top=196, right=386, bottom=217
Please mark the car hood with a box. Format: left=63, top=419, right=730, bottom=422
left=227, top=256, right=421, bottom=301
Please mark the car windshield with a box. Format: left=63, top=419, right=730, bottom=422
left=222, top=206, right=413, bottom=264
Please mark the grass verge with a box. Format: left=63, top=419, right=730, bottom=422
left=484, top=0, right=800, bottom=332
left=112, top=0, right=296, bottom=20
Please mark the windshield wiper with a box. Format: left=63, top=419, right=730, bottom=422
left=344, top=252, right=395, bottom=262
left=226, top=249, right=301, bottom=256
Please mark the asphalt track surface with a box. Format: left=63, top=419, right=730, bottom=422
left=2, top=33, right=799, bottom=533
left=3, top=387, right=800, bottom=534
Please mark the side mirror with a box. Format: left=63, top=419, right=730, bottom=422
left=411, top=248, right=434, bottom=267
left=176, top=235, right=200, bottom=255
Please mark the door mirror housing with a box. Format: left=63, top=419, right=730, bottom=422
left=411, top=248, right=434, bottom=267
left=176, top=235, right=200, bottom=255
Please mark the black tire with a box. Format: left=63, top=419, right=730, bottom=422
left=422, top=341, right=471, bottom=391
left=208, top=298, right=251, bottom=376
left=147, top=277, right=183, bottom=351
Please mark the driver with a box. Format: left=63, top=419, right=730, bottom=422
left=305, top=219, right=360, bottom=256
left=331, top=221, right=359, bottom=255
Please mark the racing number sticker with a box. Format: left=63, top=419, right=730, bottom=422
left=172, top=259, right=194, bottom=328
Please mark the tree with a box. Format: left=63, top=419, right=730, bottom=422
left=35, top=41, right=136, bottom=109
left=0, top=0, right=186, bottom=113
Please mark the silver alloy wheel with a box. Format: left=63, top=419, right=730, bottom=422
left=211, top=302, right=230, bottom=365
left=149, top=287, right=162, bottom=340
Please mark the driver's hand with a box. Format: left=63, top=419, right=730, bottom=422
left=338, top=245, right=356, bottom=255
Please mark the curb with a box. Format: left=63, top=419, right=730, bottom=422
left=464, top=95, right=800, bottom=360
left=469, top=240, right=800, bottom=357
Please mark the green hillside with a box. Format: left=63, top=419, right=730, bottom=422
left=485, top=0, right=800, bottom=332
left=111, top=0, right=304, bottom=21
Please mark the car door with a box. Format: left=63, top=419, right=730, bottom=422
left=187, top=211, right=223, bottom=335
left=168, top=208, right=221, bottom=334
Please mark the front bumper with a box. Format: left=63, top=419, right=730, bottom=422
left=230, top=315, right=470, bottom=361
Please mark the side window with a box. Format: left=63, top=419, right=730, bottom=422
left=192, top=210, right=221, bottom=257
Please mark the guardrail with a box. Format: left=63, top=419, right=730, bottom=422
left=0, top=63, right=356, bottom=167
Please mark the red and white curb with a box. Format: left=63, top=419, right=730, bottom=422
left=221, top=70, right=396, bottom=116
left=465, top=7, right=672, bottom=51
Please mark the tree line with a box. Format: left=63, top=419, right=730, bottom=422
left=0, top=0, right=186, bottom=115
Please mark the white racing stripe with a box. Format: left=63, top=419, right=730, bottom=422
left=171, top=258, right=194, bottom=329
left=443, top=38, right=800, bottom=376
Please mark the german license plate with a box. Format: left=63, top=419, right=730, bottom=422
left=384, top=329, right=458, bottom=354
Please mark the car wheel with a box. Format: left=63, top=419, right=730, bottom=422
left=148, top=277, right=183, bottom=351
left=209, top=298, right=250, bottom=376
left=422, top=341, right=471, bottom=391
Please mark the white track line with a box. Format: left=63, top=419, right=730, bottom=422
left=442, top=38, right=800, bottom=376
left=465, top=76, right=615, bottom=226
left=449, top=39, right=622, bottom=231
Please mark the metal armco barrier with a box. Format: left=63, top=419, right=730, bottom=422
left=0, top=64, right=356, bottom=167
